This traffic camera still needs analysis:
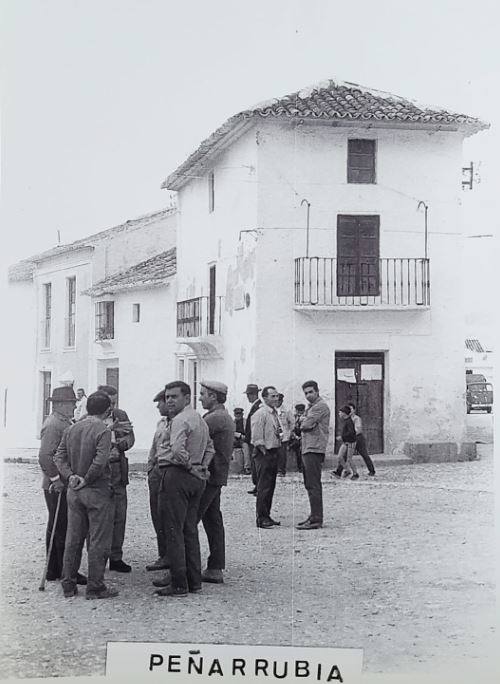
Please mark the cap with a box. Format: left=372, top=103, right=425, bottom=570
left=153, top=389, right=166, bottom=403
left=87, top=391, right=111, bottom=416
left=233, top=407, right=244, bottom=414
left=243, top=384, right=261, bottom=394
left=201, top=380, right=228, bottom=395
left=295, top=403, right=306, bottom=411
left=48, top=386, right=77, bottom=403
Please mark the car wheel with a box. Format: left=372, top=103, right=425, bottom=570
left=486, top=407, right=492, bottom=414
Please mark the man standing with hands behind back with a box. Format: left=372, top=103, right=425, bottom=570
left=296, top=380, right=331, bottom=530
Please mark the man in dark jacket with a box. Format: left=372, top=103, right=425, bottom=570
left=97, top=385, right=135, bottom=573
left=37, top=386, right=86, bottom=585
left=197, top=380, right=235, bottom=584
left=243, top=383, right=261, bottom=495
left=54, top=391, right=117, bottom=599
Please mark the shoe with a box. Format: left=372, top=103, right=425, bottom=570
left=342, top=471, right=352, bottom=479
left=46, top=574, right=60, bottom=582
left=152, top=571, right=172, bottom=588
left=296, top=516, right=311, bottom=527
left=201, top=568, right=224, bottom=584
left=332, top=470, right=342, bottom=479
left=351, top=473, right=360, bottom=480
left=63, top=587, right=78, bottom=598
left=86, top=587, right=119, bottom=600
left=76, top=573, right=87, bottom=585
left=247, top=488, right=257, bottom=495
left=368, top=471, right=376, bottom=477
left=268, top=518, right=281, bottom=526
left=257, top=520, right=274, bottom=529
left=189, top=586, right=202, bottom=593
left=146, top=558, right=169, bottom=572
left=109, top=560, right=131, bottom=573
left=154, top=585, right=188, bottom=597
left=296, top=520, right=322, bottom=530
left=243, top=468, right=252, bottom=475
left=277, top=472, right=285, bottom=477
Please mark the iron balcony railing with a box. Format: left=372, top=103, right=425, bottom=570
left=295, top=257, right=430, bottom=307
left=177, top=296, right=223, bottom=338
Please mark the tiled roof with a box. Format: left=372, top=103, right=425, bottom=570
left=84, top=248, right=176, bottom=296
left=8, top=207, right=176, bottom=282
left=465, top=338, right=485, bottom=353
left=162, top=79, right=489, bottom=190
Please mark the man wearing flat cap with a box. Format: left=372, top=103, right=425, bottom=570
left=145, top=389, right=169, bottom=572
left=198, top=380, right=235, bottom=584
left=97, top=384, right=135, bottom=573
left=243, top=383, right=261, bottom=494
left=38, top=386, right=87, bottom=585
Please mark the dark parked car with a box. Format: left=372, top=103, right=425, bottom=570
left=466, top=373, right=493, bottom=413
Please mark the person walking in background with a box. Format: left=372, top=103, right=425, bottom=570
left=232, top=408, right=246, bottom=474
left=97, top=385, right=135, bottom=573
left=198, top=380, right=235, bottom=584
left=336, top=405, right=358, bottom=479
left=145, top=389, right=170, bottom=572
left=154, top=381, right=214, bottom=597
left=289, top=403, right=306, bottom=473
left=73, top=388, right=88, bottom=422
left=55, top=391, right=117, bottom=599
left=38, top=386, right=87, bottom=586
left=243, top=384, right=261, bottom=494
left=276, top=393, right=294, bottom=477
left=296, top=381, right=330, bottom=530
left=251, top=386, right=282, bottom=529
left=333, top=403, right=375, bottom=477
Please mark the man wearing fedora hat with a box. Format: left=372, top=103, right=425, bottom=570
left=197, top=380, right=235, bottom=584
left=38, top=385, right=86, bottom=585
left=145, top=388, right=170, bottom=572
left=243, top=383, right=261, bottom=494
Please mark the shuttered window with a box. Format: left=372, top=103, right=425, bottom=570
left=347, top=139, right=376, bottom=184
left=337, top=215, right=380, bottom=296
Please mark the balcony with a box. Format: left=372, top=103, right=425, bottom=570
left=295, top=257, right=430, bottom=309
left=176, top=296, right=224, bottom=358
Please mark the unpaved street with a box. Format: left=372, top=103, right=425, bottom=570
left=0, top=447, right=496, bottom=680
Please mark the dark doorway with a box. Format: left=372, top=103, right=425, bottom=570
left=335, top=352, right=384, bottom=453
left=208, top=265, right=216, bottom=334
left=337, top=215, right=380, bottom=296
left=41, top=371, right=52, bottom=425
left=106, top=367, right=119, bottom=403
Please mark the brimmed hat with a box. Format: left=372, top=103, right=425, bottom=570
left=153, top=389, right=166, bottom=403
left=48, top=386, right=77, bottom=403
left=201, top=380, right=228, bottom=395
left=244, top=384, right=261, bottom=394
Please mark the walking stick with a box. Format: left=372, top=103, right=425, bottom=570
left=39, top=490, right=62, bottom=591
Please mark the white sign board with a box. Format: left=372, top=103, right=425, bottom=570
left=337, top=368, right=357, bottom=383
left=361, top=364, right=382, bottom=381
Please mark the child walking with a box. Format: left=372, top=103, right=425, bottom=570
left=337, top=405, right=359, bottom=480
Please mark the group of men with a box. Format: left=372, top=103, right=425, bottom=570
left=38, top=375, right=374, bottom=600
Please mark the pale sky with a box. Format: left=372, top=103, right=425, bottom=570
left=1, top=0, right=498, bottom=346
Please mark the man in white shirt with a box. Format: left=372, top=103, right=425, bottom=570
left=73, top=388, right=87, bottom=421
left=251, top=386, right=282, bottom=529
left=276, top=393, right=294, bottom=477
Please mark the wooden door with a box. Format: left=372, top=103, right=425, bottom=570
left=335, top=352, right=384, bottom=453
left=337, top=215, right=380, bottom=296
left=41, top=371, right=51, bottom=424
left=106, top=367, right=119, bottom=403
left=208, top=265, right=216, bottom=335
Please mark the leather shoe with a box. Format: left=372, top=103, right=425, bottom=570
left=109, top=560, right=131, bottom=573
left=247, top=488, right=257, bottom=495
left=152, top=571, right=172, bottom=588
left=268, top=518, right=281, bottom=526
left=154, top=585, right=188, bottom=597
left=201, top=568, right=224, bottom=584
left=76, top=573, right=87, bottom=585
left=86, top=587, right=119, bottom=600
left=257, top=520, right=274, bottom=529
left=189, top=586, right=202, bottom=593
left=146, top=557, right=169, bottom=571
left=296, top=517, right=311, bottom=527
left=296, top=520, right=322, bottom=530
left=63, top=587, right=78, bottom=598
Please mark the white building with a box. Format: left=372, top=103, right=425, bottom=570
left=6, top=209, right=177, bottom=449
left=162, top=79, right=488, bottom=457
left=465, top=338, right=493, bottom=384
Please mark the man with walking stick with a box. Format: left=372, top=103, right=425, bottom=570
left=38, top=386, right=87, bottom=587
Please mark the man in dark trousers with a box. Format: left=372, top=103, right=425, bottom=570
left=251, top=386, right=282, bottom=528
left=289, top=403, right=306, bottom=473
left=296, top=380, right=331, bottom=530
left=154, top=381, right=214, bottom=597
left=54, top=391, right=117, bottom=599
left=198, top=380, right=235, bottom=584
left=145, top=389, right=169, bottom=572
left=333, top=403, right=376, bottom=477
left=243, top=384, right=261, bottom=495
left=97, top=385, right=135, bottom=573
left=38, top=386, right=86, bottom=586
left=232, top=408, right=245, bottom=473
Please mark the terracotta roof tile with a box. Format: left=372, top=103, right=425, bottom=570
left=162, top=79, right=489, bottom=190
left=84, top=248, right=176, bottom=296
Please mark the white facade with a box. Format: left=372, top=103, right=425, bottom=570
left=173, top=119, right=472, bottom=454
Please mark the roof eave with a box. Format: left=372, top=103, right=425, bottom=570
left=84, top=276, right=174, bottom=298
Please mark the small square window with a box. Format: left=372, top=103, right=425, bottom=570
left=132, top=303, right=140, bottom=323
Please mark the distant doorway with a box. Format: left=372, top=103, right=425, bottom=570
left=41, top=371, right=52, bottom=425
left=335, top=352, right=384, bottom=453
left=106, top=367, right=119, bottom=403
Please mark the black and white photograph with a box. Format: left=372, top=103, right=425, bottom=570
left=0, top=1, right=497, bottom=682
